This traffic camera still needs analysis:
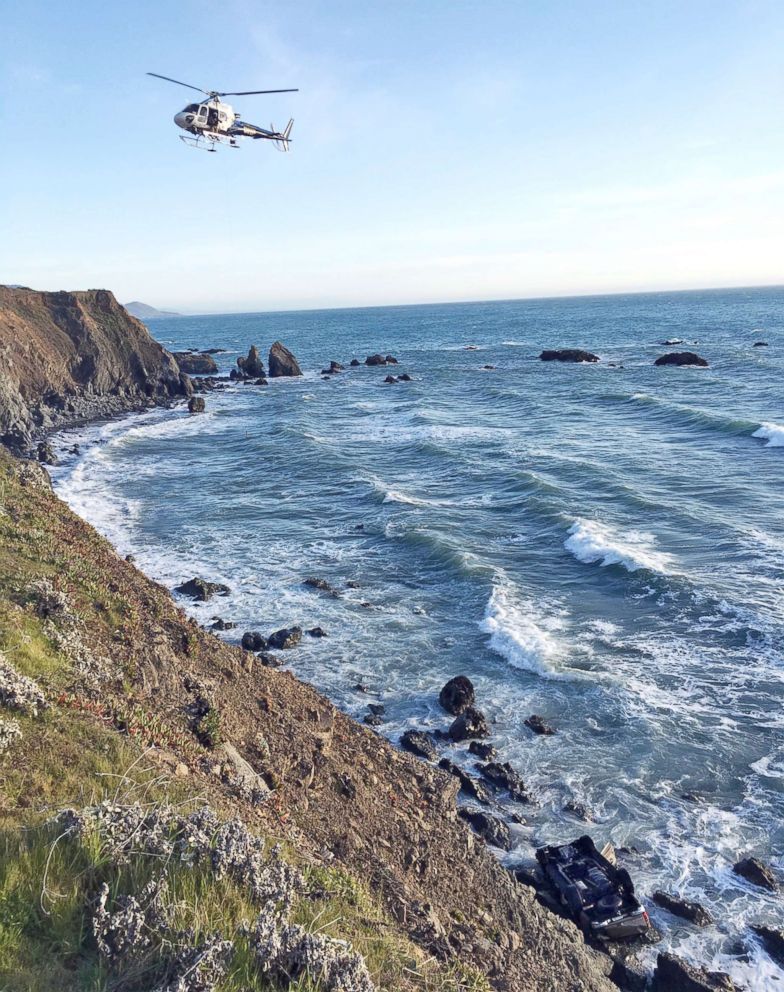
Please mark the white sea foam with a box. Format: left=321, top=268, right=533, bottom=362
left=564, top=518, right=673, bottom=574
left=753, top=422, right=784, bottom=447
left=480, top=581, right=567, bottom=678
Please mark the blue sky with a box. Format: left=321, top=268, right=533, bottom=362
left=2, top=0, right=783, bottom=312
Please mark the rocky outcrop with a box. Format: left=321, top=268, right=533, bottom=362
left=187, top=396, right=205, bottom=414
left=400, top=729, right=439, bottom=761
left=652, top=891, right=713, bottom=926
left=0, top=287, right=191, bottom=451
left=175, top=577, right=230, bottom=601
left=237, top=345, right=266, bottom=378
left=751, top=925, right=784, bottom=967
left=449, top=706, right=489, bottom=741
left=267, top=626, right=302, bottom=650
left=439, top=675, right=475, bottom=715
left=268, top=341, right=302, bottom=378
left=525, top=714, right=555, bottom=735
left=540, top=349, right=599, bottom=363
left=652, top=952, right=736, bottom=991
left=173, top=352, right=218, bottom=375
left=733, top=856, right=778, bottom=891
left=654, top=351, right=709, bottom=367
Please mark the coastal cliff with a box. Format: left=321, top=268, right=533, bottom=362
left=0, top=292, right=617, bottom=991
left=0, top=286, right=190, bottom=451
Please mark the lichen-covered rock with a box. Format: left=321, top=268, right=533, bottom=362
left=0, top=653, right=48, bottom=715
left=0, top=717, right=22, bottom=754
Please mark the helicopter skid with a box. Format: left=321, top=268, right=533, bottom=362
left=179, top=131, right=240, bottom=151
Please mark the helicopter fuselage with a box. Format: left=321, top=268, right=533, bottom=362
left=174, top=99, right=236, bottom=136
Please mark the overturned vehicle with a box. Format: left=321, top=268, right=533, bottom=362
left=536, top=835, right=650, bottom=940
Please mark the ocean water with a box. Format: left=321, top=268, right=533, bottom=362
left=50, top=288, right=784, bottom=987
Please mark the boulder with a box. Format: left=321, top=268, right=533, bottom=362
left=652, top=891, right=713, bottom=926
left=383, top=375, right=398, bottom=384
left=258, top=652, right=284, bottom=667
left=458, top=808, right=511, bottom=850
left=321, top=361, right=344, bottom=374
left=525, top=714, right=555, bottom=735
left=385, top=355, right=399, bottom=364
left=751, top=925, right=784, bottom=967
left=268, top=341, right=303, bottom=378
left=175, top=577, right=230, bottom=601
left=188, top=396, right=205, bottom=413
left=652, top=952, right=737, bottom=991
left=438, top=675, right=475, bottom=715
left=253, top=377, right=268, bottom=386
left=563, top=800, right=592, bottom=821
left=304, top=577, right=340, bottom=597
left=476, top=761, right=530, bottom=802
left=267, top=626, right=303, bottom=650
left=36, top=441, right=57, bottom=465
left=173, top=352, right=218, bottom=375
left=448, top=705, right=489, bottom=742
left=400, top=729, right=439, bottom=761
left=469, top=740, right=497, bottom=761
left=540, top=349, right=599, bottom=363
left=364, top=714, right=384, bottom=726
left=398, top=372, right=412, bottom=381
left=241, top=631, right=267, bottom=652
left=349, top=358, right=361, bottom=366
left=307, top=626, right=328, bottom=638
left=654, top=352, right=709, bottom=367
left=733, top=856, right=778, bottom=891
left=438, top=758, right=491, bottom=804
left=210, top=618, right=235, bottom=631
left=237, top=345, right=266, bottom=378
left=365, top=354, right=387, bottom=366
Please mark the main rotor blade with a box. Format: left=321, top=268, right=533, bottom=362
left=217, top=88, right=299, bottom=96
left=147, top=72, right=206, bottom=94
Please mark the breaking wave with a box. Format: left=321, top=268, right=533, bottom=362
left=753, top=422, right=784, bottom=448
left=479, top=581, right=568, bottom=678
left=564, top=518, right=673, bottom=574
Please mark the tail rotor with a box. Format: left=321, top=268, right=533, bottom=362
left=274, top=119, right=294, bottom=152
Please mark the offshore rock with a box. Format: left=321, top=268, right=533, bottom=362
left=438, top=675, right=475, bottom=715
left=540, top=349, right=600, bottom=363
left=751, top=925, right=784, bottom=967
left=268, top=341, right=302, bottom=377
left=267, top=626, right=303, bottom=650
left=652, top=952, right=737, bottom=991
left=237, top=345, right=266, bottom=378
left=174, top=352, right=218, bottom=375
left=733, top=856, right=778, bottom=891
left=365, top=354, right=387, bottom=366
left=476, top=761, right=531, bottom=802
left=652, top=891, right=713, bottom=926
left=175, top=577, right=230, bottom=602
left=187, top=396, right=205, bottom=414
left=438, top=758, right=491, bottom=804
left=241, top=631, right=268, bottom=652
left=654, top=351, right=709, bottom=367
left=449, top=706, right=489, bottom=742
left=469, top=740, right=497, bottom=761
left=303, top=577, right=341, bottom=598
left=525, top=714, right=555, bottom=735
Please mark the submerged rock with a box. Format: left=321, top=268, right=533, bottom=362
left=438, top=758, right=491, bottom=804
left=303, top=577, right=341, bottom=598
left=267, top=626, right=303, bottom=650
left=398, top=372, right=412, bottom=381
left=400, top=729, right=439, bottom=761
left=438, top=675, right=475, bottom=715
left=448, top=706, right=489, bottom=742
left=652, top=952, right=737, bottom=991
left=654, top=351, right=709, bottom=367
left=476, top=761, right=530, bottom=802
left=458, top=808, right=511, bottom=850
left=563, top=800, right=592, bottom=821
left=268, top=341, right=303, bottom=377
left=175, top=577, right=230, bottom=601
left=307, top=626, right=328, bottom=638
left=365, top=354, right=387, bottom=366
left=753, top=341, right=769, bottom=347
left=652, top=891, right=713, bottom=926
left=525, top=714, right=555, bottom=735
left=469, top=740, right=497, bottom=761
left=540, top=349, right=599, bottom=363
left=383, top=375, right=398, bottom=384
left=733, top=856, right=778, bottom=891
left=751, top=925, right=784, bottom=967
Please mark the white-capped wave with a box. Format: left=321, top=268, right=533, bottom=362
left=753, top=422, right=784, bottom=448
left=480, top=581, right=566, bottom=678
left=565, top=518, right=673, bottom=574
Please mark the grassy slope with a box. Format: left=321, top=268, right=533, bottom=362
left=0, top=450, right=485, bottom=992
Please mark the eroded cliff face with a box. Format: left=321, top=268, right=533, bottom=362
left=0, top=287, right=191, bottom=450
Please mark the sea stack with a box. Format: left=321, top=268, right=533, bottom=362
left=268, top=341, right=303, bottom=377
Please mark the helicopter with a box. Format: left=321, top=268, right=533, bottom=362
left=147, top=72, right=298, bottom=152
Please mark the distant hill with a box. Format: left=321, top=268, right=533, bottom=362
left=124, top=301, right=181, bottom=319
